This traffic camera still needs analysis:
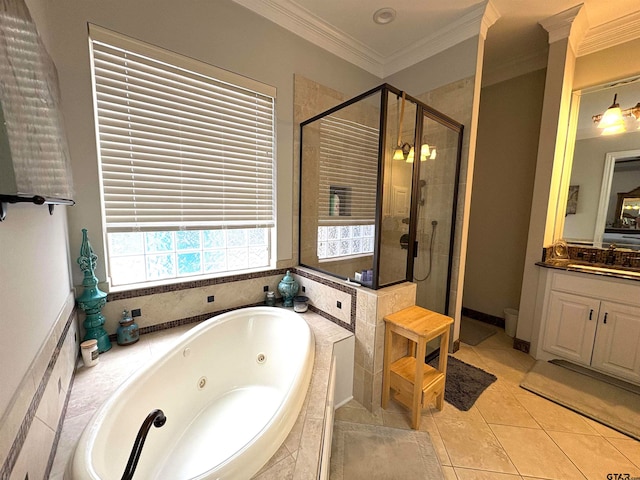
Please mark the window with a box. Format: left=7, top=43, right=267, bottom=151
left=316, top=115, right=378, bottom=260
left=89, top=26, right=276, bottom=286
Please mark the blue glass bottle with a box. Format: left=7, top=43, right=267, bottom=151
left=277, top=270, right=299, bottom=307
left=117, top=309, right=139, bottom=346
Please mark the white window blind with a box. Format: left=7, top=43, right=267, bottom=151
left=318, top=116, right=379, bottom=226
left=89, top=25, right=275, bottom=233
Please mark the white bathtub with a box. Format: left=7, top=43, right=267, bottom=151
left=67, top=306, right=315, bottom=479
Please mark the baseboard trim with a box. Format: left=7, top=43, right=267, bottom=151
left=462, top=307, right=505, bottom=329
left=513, top=337, right=530, bottom=354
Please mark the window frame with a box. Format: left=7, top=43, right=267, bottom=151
left=88, top=25, right=277, bottom=288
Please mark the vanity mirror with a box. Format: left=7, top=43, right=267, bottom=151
left=563, top=75, right=640, bottom=250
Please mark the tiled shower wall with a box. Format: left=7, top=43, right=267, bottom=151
left=293, top=268, right=417, bottom=411
left=414, top=77, right=475, bottom=318
left=355, top=282, right=417, bottom=411
left=1, top=293, right=79, bottom=480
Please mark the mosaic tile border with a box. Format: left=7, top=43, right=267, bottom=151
left=542, top=245, right=640, bottom=269
left=106, top=299, right=354, bottom=341
left=106, top=266, right=358, bottom=335
left=107, top=268, right=290, bottom=301
left=106, top=301, right=265, bottom=340
left=292, top=268, right=357, bottom=330
left=45, top=373, right=75, bottom=479
left=1, top=308, right=76, bottom=480
left=308, top=305, right=353, bottom=333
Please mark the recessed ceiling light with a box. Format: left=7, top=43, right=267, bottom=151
left=373, top=7, right=396, bottom=25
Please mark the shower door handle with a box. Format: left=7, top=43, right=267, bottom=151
left=414, top=241, right=418, bottom=257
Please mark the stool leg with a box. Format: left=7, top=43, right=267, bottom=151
left=382, top=325, right=392, bottom=409
left=435, top=326, right=451, bottom=412
left=435, top=382, right=444, bottom=411
left=411, top=339, right=427, bottom=429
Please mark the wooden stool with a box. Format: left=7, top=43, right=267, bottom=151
left=382, top=305, right=453, bottom=429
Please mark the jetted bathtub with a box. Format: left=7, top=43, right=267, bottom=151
left=67, top=306, right=315, bottom=479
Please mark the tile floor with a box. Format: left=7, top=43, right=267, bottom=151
left=334, top=318, right=640, bottom=480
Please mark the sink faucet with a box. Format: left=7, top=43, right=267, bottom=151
left=606, top=244, right=616, bottom=265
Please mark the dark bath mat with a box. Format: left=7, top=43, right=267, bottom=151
left=428, top=356, right=497, bottom=411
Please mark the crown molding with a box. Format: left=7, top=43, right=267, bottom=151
left=232, top=0, right=385, bottom=77
left=383, top=0, right=500, bottom=77
left=539, top=3, right=588, bottom=52
left=232, top=0, right=500, bottom=79
left=578, top=10, right=640, bottom=57
left=481, top=0, right=501, bottom=40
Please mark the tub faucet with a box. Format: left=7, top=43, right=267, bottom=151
left=121, top=409, right=167, bottom=480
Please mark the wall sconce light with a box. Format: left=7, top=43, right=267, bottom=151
left=394, top=142, right=412, bottom=160
left=406, top=146, right=415, bottom=163
left=592, top=94, right=640, bottom=135
left=420, top=144, right=437, bottom=161
left=394, top=92, right=407, bottom=160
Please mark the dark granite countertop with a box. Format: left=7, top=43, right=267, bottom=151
left=536, top=259, right=640, bottom=282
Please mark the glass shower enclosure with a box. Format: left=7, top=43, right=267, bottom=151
left=299, top=84, right=463, bottom=316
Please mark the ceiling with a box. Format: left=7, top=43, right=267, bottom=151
left=232, top=0, right=640, bottom=81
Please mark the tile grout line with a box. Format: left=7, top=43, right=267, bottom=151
left=537, top=428, right=590, bottom=480
left=597, top=434, right=640, bottom=472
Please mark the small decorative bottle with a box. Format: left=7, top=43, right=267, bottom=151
left=277, top=270, right=299, bottom=307
left=117, top=309, right=139, bottom=346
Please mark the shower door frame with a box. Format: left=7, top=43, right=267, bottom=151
left=298, top=83, right=463, bottom=304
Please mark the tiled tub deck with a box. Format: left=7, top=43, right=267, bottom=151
left=50, top=311, right=352, bottom=480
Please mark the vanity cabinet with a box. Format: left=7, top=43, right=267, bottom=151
left=543, top=291, right=600, bottom=365
left=539, top=270, right=640, bottom=384
left=591, top=302, right=640, bottom=383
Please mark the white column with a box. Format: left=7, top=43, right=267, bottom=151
left=516, top=5, right=588, bottom=347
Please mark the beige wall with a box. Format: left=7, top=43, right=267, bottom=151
left=463, top=69, right=546, bottom=318
left=385, top=37, right=480, bottom=96
left=574, top=38, right=640, bottom=90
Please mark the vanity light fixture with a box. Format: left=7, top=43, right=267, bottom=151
left=592, top=93, right=640, bottom=135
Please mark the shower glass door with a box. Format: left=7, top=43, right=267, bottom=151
left=413, top=113, right=462, bottom=316
left=413, top=112, right=462, bottom=357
